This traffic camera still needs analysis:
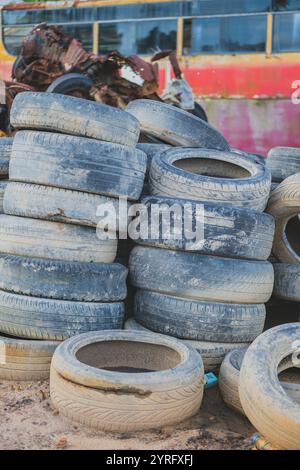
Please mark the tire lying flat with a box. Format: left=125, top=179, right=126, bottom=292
left=0, top=215, right=117, bottom=263
left=4, top=182, right=129, bottom=230
left=124, top=319, right=249, bottom=372
left=239, top=323, right=300, bottom=450
left=134, top=290, right=266, bottom=343
left=129, top=246, right=274, bottom=304
left=134, top=195, right=274, bottom=260
left=50, top=330, right=204, bottom=432
left=127, top=99, right=230, bottom=150
left=0, top=290, right=125, bottom=340
left=10, top=92, right=140, bottom=147
left=0, top=254, right=128, bottom=302
left=0, top=334, right=58, bottom=381
left=10, top=131, right=147, bottom=200
left=149, top=148, right=271, bottom=211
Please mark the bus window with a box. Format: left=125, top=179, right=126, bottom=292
left=183, top=15, right=267, bottom=55
left=3, top=23, right=94, bottom=56
left=183, top=0, right=270, bottom=16
left=2, top=26, right=32, bottom=55
left=99, top=20, right=177, bottom=55
left=273, top=12, right=300, bottom=51
left=272, top=0, right=300, bottom=11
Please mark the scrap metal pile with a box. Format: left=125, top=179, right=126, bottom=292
left=2, top=23, right=205, bottom=136
left=0, top=91, right=299, bottom=448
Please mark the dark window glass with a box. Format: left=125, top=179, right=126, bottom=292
left=99, top=20, right=177, bottom=55
left=183, top=0, right=270, bottom=16
left=183, top=15, right=267, bottom=54
left=2, top=26, right=33, bottom=55
left=272, top=0, right=300, bottom=11
left=3, top=23, right=93, bottom=56
left=96, top=2, right=181, bottom=21
left=273, top=12, right=300, bottom=51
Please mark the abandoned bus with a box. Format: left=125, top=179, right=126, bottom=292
left=0, top=0, right=300, bottom=155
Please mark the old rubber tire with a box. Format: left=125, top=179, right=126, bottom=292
left=124, top=319, right=249, bottom=372
left=0, top=254, right=128, bottom=302
left=267, top=147, right=300, bottom=182
left=129, top=246, right=274, bottom=304
left=50, top=330, right=204, bottom=432
left=150, top=148, right=271, bottom=211
left=0, top=181, right=8, bottom=213
left=239, top=323, right=300, bottom=450
left=134, top=290, right=266, bottom=343
left=0, top=334, right=58, bottom=381
left=232, top=148, right=266, bottom=166
left=220, top=348, right=300, bottom=415
left=267, top=174, right=300, bottom=263
left=0, top=138, right=13, bottom=177
left=0, top=290, right=124, bottom=340
left=134, top=195, right=274, bottom=260
left=0, top=215, right=117, bottom=263
left=10, top=92, right=140, bottom=147
left=4, top=182, right=129, bottom=229
left=136, top=143, right=170, bottom=173
left=273, top=263, right=300, bottom=302
left=10, top=131, right=146, bottom=200
left=127, top=99, right=230, bottom=150
left=47, top=73, right=93, bottom=97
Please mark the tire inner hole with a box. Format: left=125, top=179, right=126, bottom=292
left=76, top=341, right=181, bottom=373
left=285, top=215, right=300, bottom=258
left=173, top=158, right=251, bottom=179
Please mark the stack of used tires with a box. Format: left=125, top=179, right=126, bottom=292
left=0, top=91, right=147, bottom=381
left=125, top=100, right=275, bottom=372
left=0, top=138, right=13, bottom=213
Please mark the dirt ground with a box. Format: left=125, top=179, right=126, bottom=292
left=0, top=379, right=254, bottom=450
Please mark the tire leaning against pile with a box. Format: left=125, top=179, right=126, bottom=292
left=149, top=148, right=271, bottom=211
left=124, top=319, right=250, bottom=372
left=10, top=131, right=147, bottom=200
left=0, top=215, right=117, bottom=263
left=239, top=323, right=300, bottom=450
left=135, top=195, right=274, bottom=260
left=4, top=182, right=130, bottom=228
left=219, top=347, right=300, bottom=415
left=0, top=254, right=128, bottom=302
left=0, top=290, right=125, bottom=340
left=10, top=92, right=140, bottom=147
left=129, top=246, right=274, bottom=304
left=127, top=99, right=230, bottom=150
left=0, top=334, right=58, bottom=381
left=273, top=263, right=300, bottom=302
left=134, top=290, right=266, bottom=343
left=267, top=147, right=300, bottom=182
left=267, top=173, right=300, bottom=263
left=50, top=330, right=205, bottom=432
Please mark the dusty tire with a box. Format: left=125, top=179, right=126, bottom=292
left=239, top=323, right=300, bottom=450
left=10, top=92, right=140, bottom=147
left=219, top=348, right=300, bottom=415
left=0, top=290, right=124, bottom=340
left=0, top=334, right=58, bottom=381
left=135, top=195, right=274, bottom=260
left=129, top=246, right=274, bottom=304
left=0, top=138, right=12, bottom=177
left=134, top=290, right=266, bottom=343
left=127, top=99, right=230, bottom=150
left=4, top=182, right=129, bottom=229
left=267, top=147, right=300, bottom=182
left=231, top=148, right=266, bottom=166
left=0, top=215, right=117, bottom=263
left=136, top=143, right=170, bottom=173
left=50, top=330, right=204, bottom=432
left=10, top=131, right=146, bottom=200
left=0, top=180, right=8, bottom=213
left=150, top=148, right=271, bottom=211
left=267, top=174, right=300, bottom=263
left=0, top=254, right=128, bottom=302
left=273, top=264, right=300, bottom=302
left=124, top=319, right=249, bottom=372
